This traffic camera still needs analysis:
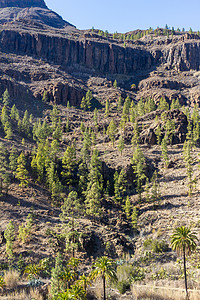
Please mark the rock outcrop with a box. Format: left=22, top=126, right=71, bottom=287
left=0, top=0, right=47, bottom=8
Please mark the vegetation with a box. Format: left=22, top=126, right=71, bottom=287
left=171, top=226, right=198, bottom=298
left=0, top=50, right=199, bottom=300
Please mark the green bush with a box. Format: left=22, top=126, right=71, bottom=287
left=131, top=267, right=146, bottom=282
left=144, top=238, right=169, bottom=253
left=117, top=280, right=130, bottom=294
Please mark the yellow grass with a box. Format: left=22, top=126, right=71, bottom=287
left=132, top=284, right=200, bottom=300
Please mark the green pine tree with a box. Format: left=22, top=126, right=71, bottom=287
left=107, top=119, right=117, bottom=147
left=105, top=99, right=109, bottom=117
left=4, top=221, right=15, bottom=265
left=117, top=135, right=125, bottom=155
left=2, top=89, right=10, bottom=106
left=15, top=152, right=29, bottom=187
left=131, top=145, right=146, bottom=202
left=161, top=138, right=169, bottom=168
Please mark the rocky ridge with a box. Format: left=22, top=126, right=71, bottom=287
left=0, top=0, right=47, bottom=8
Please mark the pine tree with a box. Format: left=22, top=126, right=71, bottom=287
left=64, top=222, right=81, bottom=258
left=1, top=105, right=8, bottom=126
left=91, top=131, right=96, bottom=146
left=170, top=99, right=176, bottom=110
left=124, top=196, right=131, bottom=219
left=85, top=90, right=93, bottom=110
left=61, top=145, right=77, bottom=187
left=155, top=123, right=162, bottom=145
left=107, top=119, right=117, bottom=147
left=85, top=181, right=101, bottom=216
left=21, top=110, right=30, bottom=137
left=80, top=97, right=87, bottom=111
left=0, top=143, right=9, bottom=195
left=61, top=191, right=82, bottom=220
left=161, top=138, right=169, bottom=168
left=165, top=119, right=175, bottom=144
left=131, top=207, right=138, bottom=232
left=105, top=99, right=109, bottom=117
left=192, top=104, right=200, bottom=144
left=137, top=98, right=145, bottom=116
left=4, top=121, right=12, bottom=139
left=4, top=221, right=15, bottom=265
left=15, top=152, right=29, bottom=187
left=120, top=96, right=131, bottom=128
left=186, top=119, right=193, bottom=142
left=50, top=253, right=65, bottom=298
left=52, top=117, right=62, bottom=141
left=50, top=106, right=59, bottom=130
left=85, top=149, right=103, bottom=205
left=131, top=145, right=146, bottom=202
left=29, top=114, right=33, bottom=124
left=2, top=89, right=10, bottom=106
left=114, top=169, right=127, bottom=204
left=144, top=178, right=150, bottom=202
left=158, top=97, right=169, bottom=111
left=10, top=104, right=19, bottom=121
left=65, top=118, right=69, bottom=133
left=113, top=80, right=117, bottom=88
left=117, top=135, right=125, bottom=155
left=130, top=105, right=137, bottom=123
left=78, top=159, right=88, bottom=196
left=117, top=96, right=123, bottom=112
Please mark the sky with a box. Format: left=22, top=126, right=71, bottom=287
left=46, top=0, right=200, bottom=33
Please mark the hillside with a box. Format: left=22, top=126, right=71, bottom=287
left=0, top=1, right=200, bottom=300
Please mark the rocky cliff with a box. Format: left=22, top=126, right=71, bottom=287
left=0, top=1, right=200, bottom=106
left=0, top=0, right=47, bottom=8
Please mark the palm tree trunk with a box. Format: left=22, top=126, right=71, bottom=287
left=103, top=274, right=106, bottom=300
left=183, top=250, right=188, bottom=298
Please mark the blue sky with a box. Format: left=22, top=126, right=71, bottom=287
left=46, top=0, right=200, bottom=33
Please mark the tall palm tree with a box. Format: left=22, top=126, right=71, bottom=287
left=171, top=226, right=198, bottom=298
left=91, top=256, right=117, bottom=300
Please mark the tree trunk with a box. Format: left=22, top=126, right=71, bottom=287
left=103, top=274, right=106, bottom=300
left=183, top=250, right=188, bottom=299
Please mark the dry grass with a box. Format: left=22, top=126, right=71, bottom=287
left=132, top=285, right=200, bottom=300
left=2, top=288, right=43, bottom=300
left=4, top=270, right=20, bottom=289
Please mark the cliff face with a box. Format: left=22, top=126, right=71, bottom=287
left=1, top=29, right=200, bottom=76
left=161, top=40, right=200, bottom=71
left=0, top=30, right=154, bottom=74
left=0, top=0, right=47, bottom=8
left=0, top=3, right=200, bottom=107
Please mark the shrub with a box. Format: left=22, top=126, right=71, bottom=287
left=131, top=267, right=146, bottom=282
left=24, top=264, right=41, bottom=280
left=0, top=275, right=5, bottom=289
left=151, top=240, right=169, bottom=253
left=143, top=238, right=169, bottom=253
left=38, top=258, right=53, bottom=278
left=4, top=270, right=19, bottom=289
left=117, top=280, right=130, bottom=294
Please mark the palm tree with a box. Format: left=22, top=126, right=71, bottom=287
left=171, top=226, right=198, bottom=298
left=91, top=256, right=117, bottom=300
